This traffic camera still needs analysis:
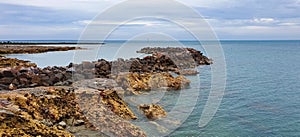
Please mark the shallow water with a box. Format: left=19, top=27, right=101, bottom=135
left=5, top=40, right=300, bottom=136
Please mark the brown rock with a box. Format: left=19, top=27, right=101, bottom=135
left=100, top=89, right=137, bottom=120
left=138, top=104, right=167, bottom=120
left=0, top=112, right=74, bottom=137
left=116, top=72, right=190, bottom=94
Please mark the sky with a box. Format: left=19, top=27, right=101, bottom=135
left=0, top=0, right=299, bottom=40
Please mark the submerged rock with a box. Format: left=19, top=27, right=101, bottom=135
left=138, top=104, right=167, bottom=120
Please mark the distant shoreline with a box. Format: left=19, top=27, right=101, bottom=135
left=0, top=45, right=81, bottom=54
left=0, top=42, right=105, bottom=45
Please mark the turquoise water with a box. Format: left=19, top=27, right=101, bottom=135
left=4, top=40, right=300, bottom=136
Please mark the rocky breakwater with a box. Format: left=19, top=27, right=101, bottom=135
left=70, top=47, right=212, bottom=79
left=0, top=65, right=72, bottom=90
left=0, top=86, right=146, bottom=137
left=74, top=47, right=212, bottom=77
left=137, top=47, right=212, bottom=66
left=0, top=56, right=37, bottom=68
left=0, top=45, right=80, bottom=54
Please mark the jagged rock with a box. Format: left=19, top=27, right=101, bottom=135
left=179, top=69, right=199, bottom=75
left=75, top=88, right=146, bottom=137
left=138, top=104, right=167, bottom=120
left=0, top=111, right=74, bottom=137
left=116, top=72, right=190, bottom=94
left=0, top=87, right=146, bottom=136
left=0, top=57, right=37, bottom=68
left=137, top=47, right=212, bottom=66
left=100, top=89, right=137, bottom=120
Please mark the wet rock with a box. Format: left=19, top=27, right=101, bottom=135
left=138, top=104, right=167, bottom=120
left=179, top=69, right=199, bottom=75
left=116, top=72, right=190, bottom=94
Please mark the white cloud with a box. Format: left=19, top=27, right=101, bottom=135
left=251, top=18, right=277, bottom=24
left=278, top=22, right=299, bottom=26
left=1, top=0, right=300, bottom=40
left=0, top=0, right=122, bottom=13
left=176, top=0, right=240, bottom=8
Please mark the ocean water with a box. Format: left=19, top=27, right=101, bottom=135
left=4, top=40, right=300, bottom=136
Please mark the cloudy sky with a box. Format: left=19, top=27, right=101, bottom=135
left=0, top=0, right=299, bottom=40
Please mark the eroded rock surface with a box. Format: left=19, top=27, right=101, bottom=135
left=0, top=45, right=79, bottom=54
left=0, top=56, right=37, bottom=68
left=137, top=47, right=212, bottom=65
left=100, top=90, right=137, bottom=120
left=138, top=104, right=167, bottom=120
left=0, top=86, right=146, bottom=137
left=75, top=88, right=146, bottom=137
left=0, top=112, right=74, bottom=137
left=116, top=72, right=190, bottom=94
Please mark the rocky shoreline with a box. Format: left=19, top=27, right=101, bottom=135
left=0, top=45, right=80, bottom=54
left=0, top=46, right=212, bottom=136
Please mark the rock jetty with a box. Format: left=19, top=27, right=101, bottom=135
left=137, top=47, right=213, bottom=65
left=0, top=45, right=80, bottom=54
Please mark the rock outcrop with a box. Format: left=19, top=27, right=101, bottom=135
left=116, top=72, right=191, bottom=94
left=138, top=104, right=167, bottom=120
left=0, top=111, right=74, bottom=137
left=75, top=87, right=146, bottom=137
left=0, top=86, right=146, bottom=137
left=0, top=56, right=37, bottom=68
left=100, top=90, right=137, bottom=120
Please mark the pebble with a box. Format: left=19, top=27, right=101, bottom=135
left=58, top=121, right=67, bottom=128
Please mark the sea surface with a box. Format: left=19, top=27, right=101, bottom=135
left=3, top=40, right=300, bottom=136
